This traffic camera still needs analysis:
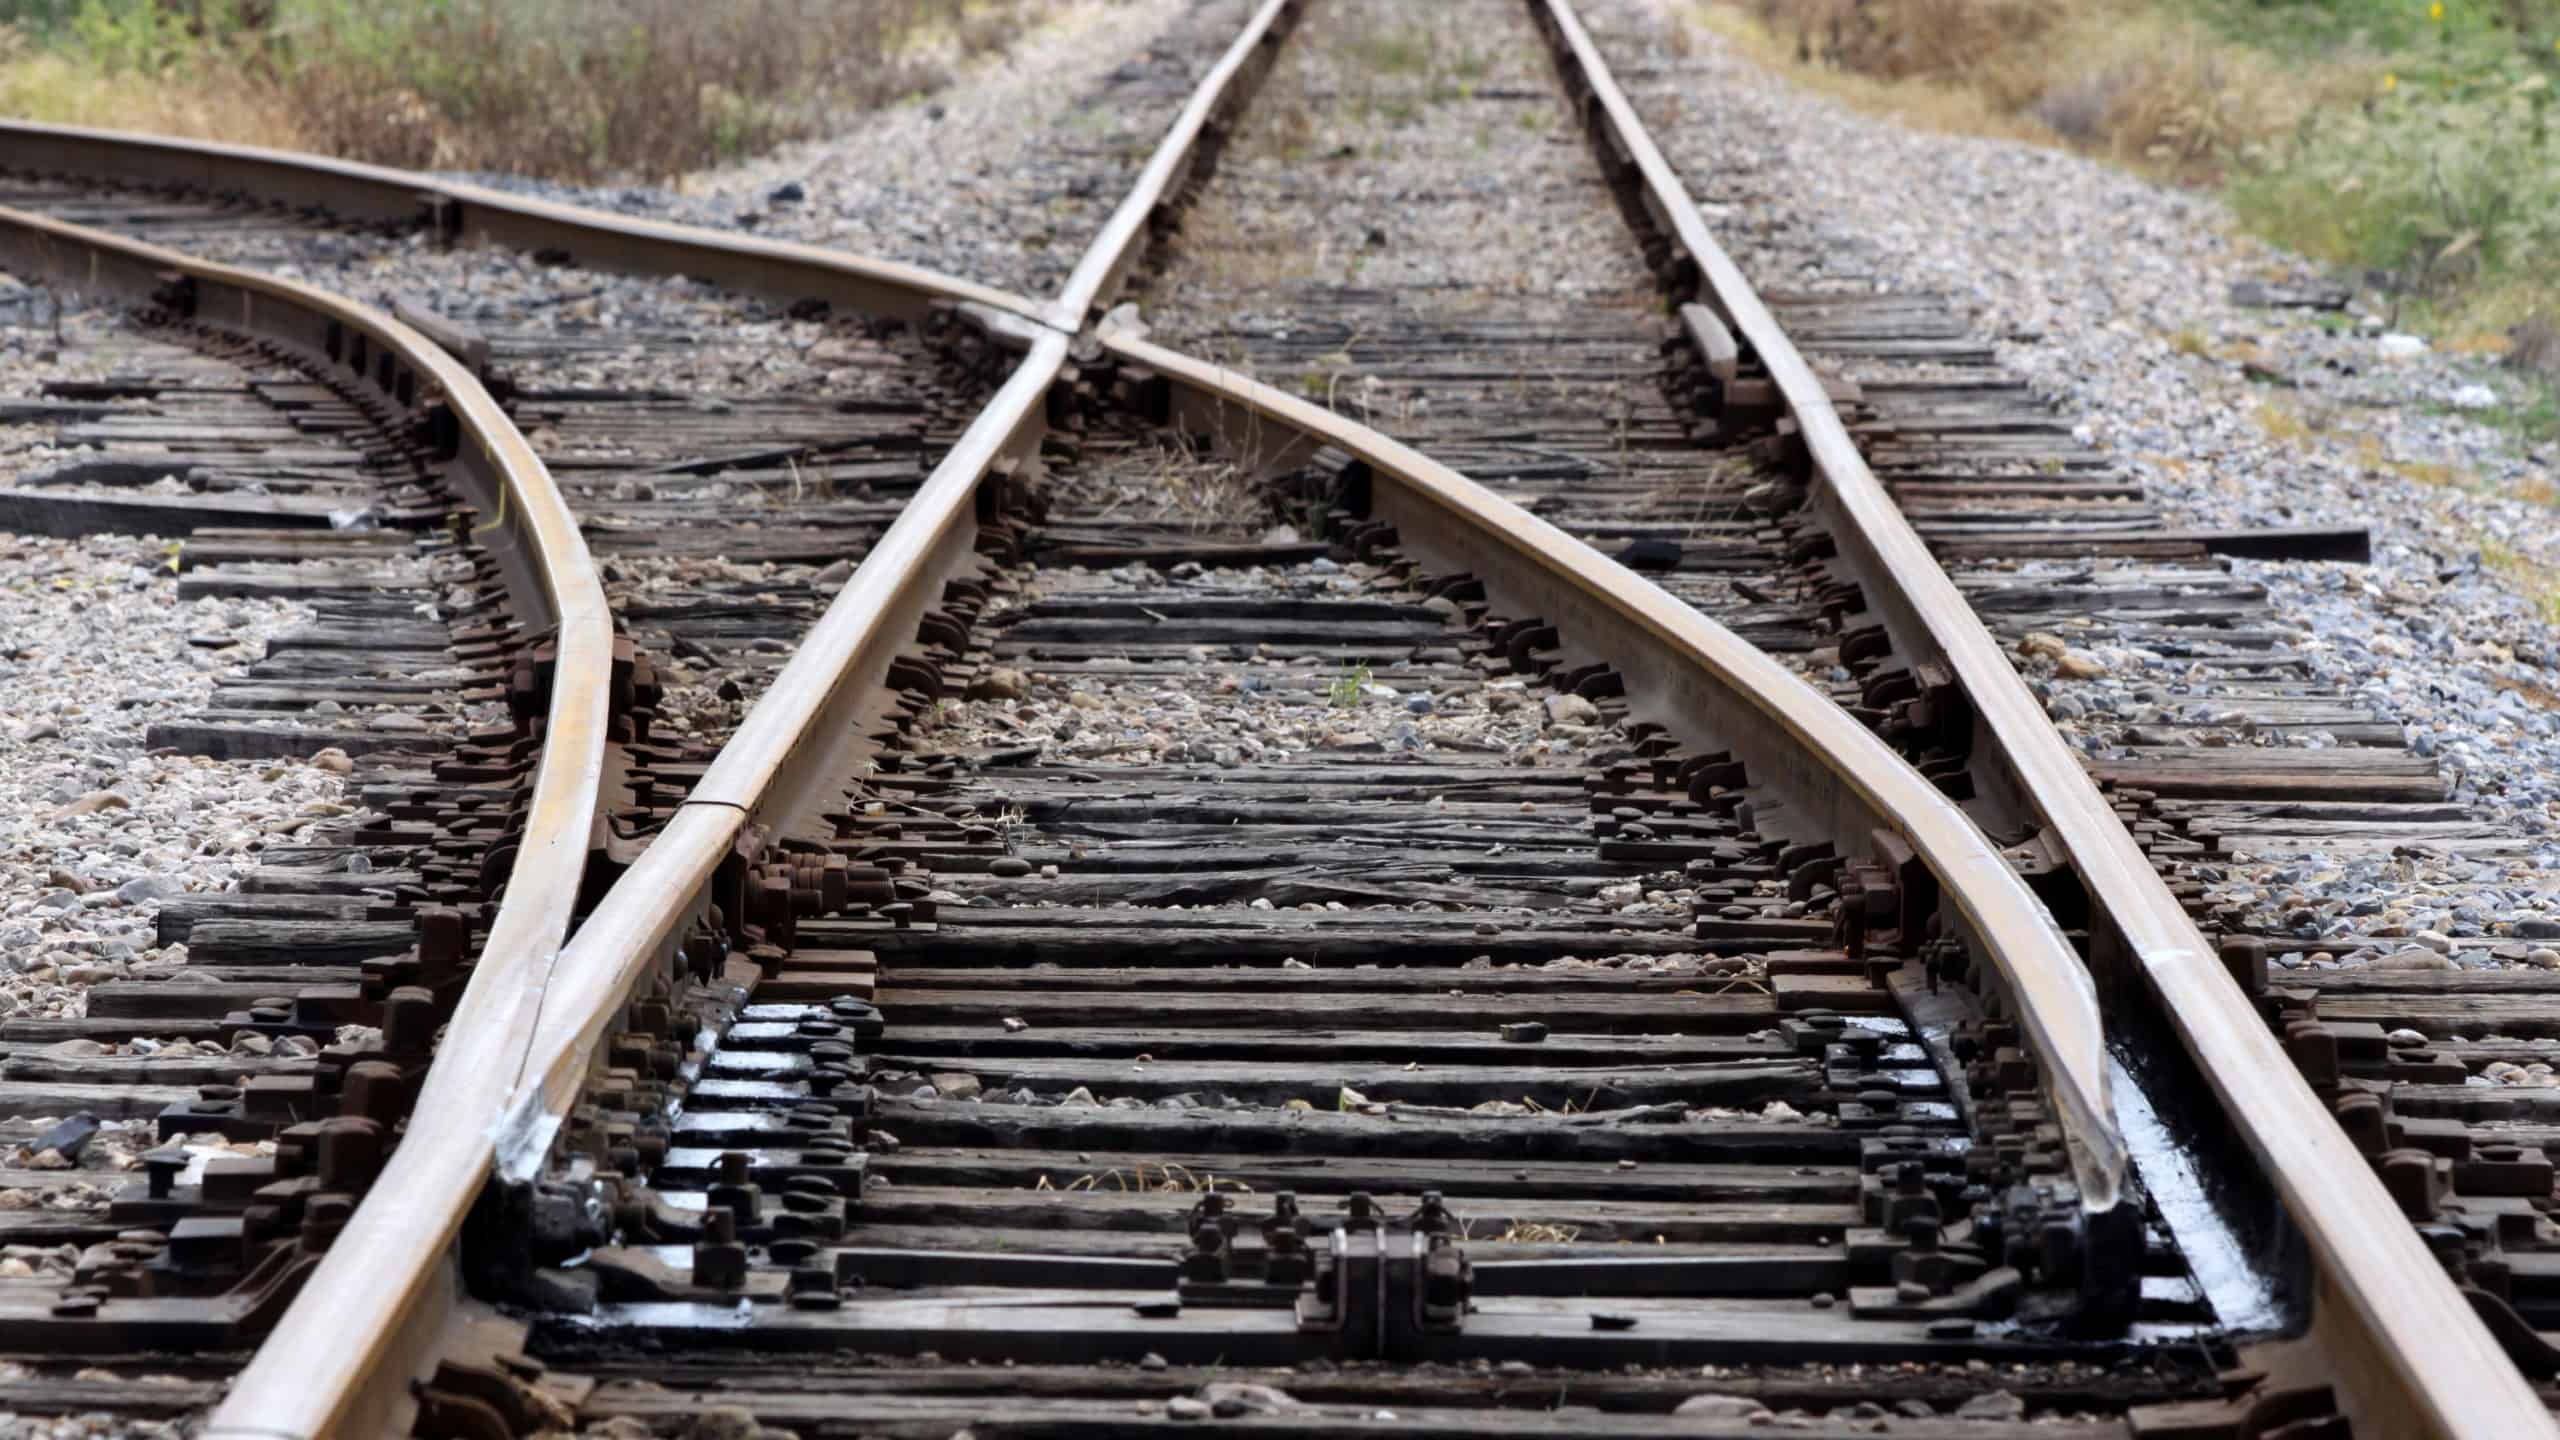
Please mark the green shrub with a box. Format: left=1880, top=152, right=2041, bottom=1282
left=1737, top=0, right=2557, bottom=340
left=2230, top=59, right=2557, bottom=296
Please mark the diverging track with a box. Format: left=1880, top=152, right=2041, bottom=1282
left=0, top=0, right=2551, bottom=1435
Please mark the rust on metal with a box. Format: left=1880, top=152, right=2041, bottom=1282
left=1529, top=1, right=2553, bottom=1434
left=0, top=199, right=613, bottom=1440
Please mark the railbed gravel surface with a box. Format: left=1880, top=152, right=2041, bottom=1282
left=0, top=306, right=349, bottom=1018
left=1580, top=0, right=2560, bottom=970
left=7, top=199, right=940, bottom=743
left=448, top=0, right=1256, bottom=301
left=1, top=299, right=320, bottom=1353
left=0, top=1411, right=186, bottom=1440
left=893, top=428, right=1769, bottom=1115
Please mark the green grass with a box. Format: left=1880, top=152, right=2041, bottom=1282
left=1727, top=0, right=2558, bottom=372
left=1349, top=9, right=1494, bottom=112
left=1358, top=30, right=1431, bottom=76
left=1328, top=663, right=1373, bottom=710
left=2479, top=378, right=2560, bottom=446
left=2195, top=0, right=2558, bottom=348
left=2190, top=0, right=2549, bottom=56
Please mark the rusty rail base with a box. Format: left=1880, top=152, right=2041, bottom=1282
left=0, top=2, right=1320, bottom=1430
left=0, top=204, right=616, bottom=1439
left=1100, top=324, right=2129, bottom=1231
left=0, top=0, right=2429, bottom=1427
left=1527, top=1, right=2554, bottom=1435
left=0, top=121, right=1040, bottom=329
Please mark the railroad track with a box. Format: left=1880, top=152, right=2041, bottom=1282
left=0, top=0, right=2554, bottom=1435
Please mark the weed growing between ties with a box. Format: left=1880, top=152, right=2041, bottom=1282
left=0, top=0, right=1033, bottom=180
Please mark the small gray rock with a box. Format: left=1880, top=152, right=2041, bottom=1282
left=968, top=666, right=1031, bottom=702
left=1955, top=1390, right=2026, bottom=1421
left=115, top=875, right=179, bottom=904
left=1672, top=1395, right=1769, bottom=1420
left=32, top=1111, right=100, bottom=1160
left=1542, top=692, right=1600, bottom=727
left=1200, top=1382, right=1298, bottom=1416
left=683, top=1406, right=762, bottom=1440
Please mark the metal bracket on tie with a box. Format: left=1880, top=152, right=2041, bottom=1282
left=1293, top=1192, right=1471, bottom=1360
left=1171, top=1191, right=1473, bottom=1358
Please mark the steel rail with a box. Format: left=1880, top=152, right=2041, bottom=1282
left=488, top=317, right=1055, bottom=1164
left=1048, top=0, right=1301, bottom=331
left=0, top=204, right=617, bottom=1440
left=117, top=1, right=1305, bottom=1432
left=1099, top=327, right=2123, bottom=1211
left=1528, top=1, right=2553, bottom=1434
left=202, top=309, right=1054, bottom=1440
left=0, top=120, right=1042, bottom=328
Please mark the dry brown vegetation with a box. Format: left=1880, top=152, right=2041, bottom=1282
left=1, top=0, right=1035, bottom=181
left=1734, top=0, right=2361, bottom=182
left=1713, top=0, right=2560, bottom=410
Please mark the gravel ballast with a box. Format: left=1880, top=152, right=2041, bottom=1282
left=1580, top=0, right=2560, bottom=967
left=0, top=0, right=1287, bottom=1022
left=446, top=0, right=1258, bottom=301
left=0, top=307, right=350, bottom=1016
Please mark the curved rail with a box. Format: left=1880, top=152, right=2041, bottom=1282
left=0, top=205, right=616, bottom=1439
left=489, top=325, right=1059, bottom=1172
left=1529, top=2, right=2551, bottom=1435
left=1099, top=327, right=2124, bottom=1213
left=0, top=120, right=1042, bottom=328
left=18, top=0, right=2485, bottom=1427
left=128, top=0, right=1304, bottom=1430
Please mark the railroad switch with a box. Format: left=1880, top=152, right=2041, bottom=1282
left=1170, top=1191, right=1474, bottom=1357
left=1840, top=999, right=2144, bottom=1334
left=1295, top=1192, right=1473, bottom=1360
